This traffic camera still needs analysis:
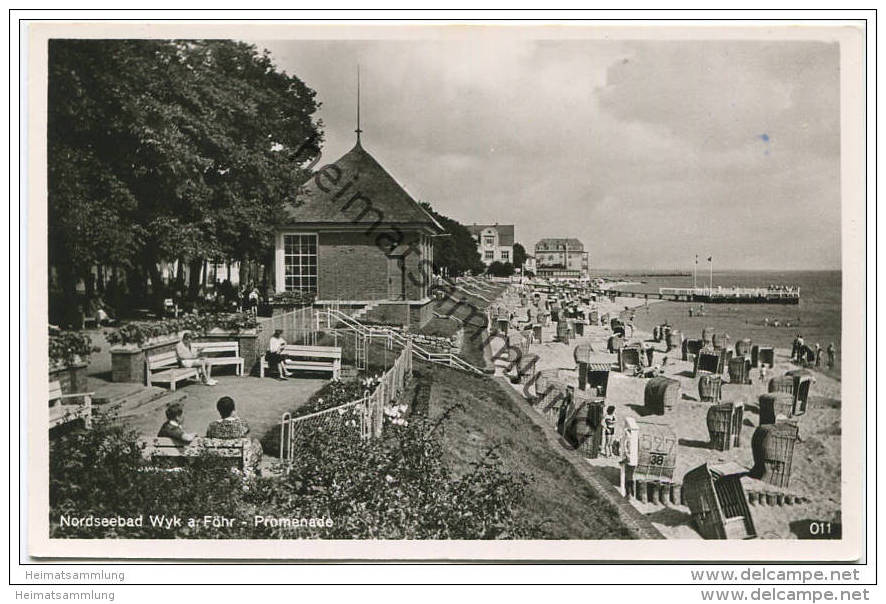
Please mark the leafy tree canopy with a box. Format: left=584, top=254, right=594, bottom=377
left=48, top=39, right=323, bottom=303
left=512, top=243, right=527, bottom=268
left=419, top=202, right=485, bottom=277
left=486, top=261, right=515, bottom=278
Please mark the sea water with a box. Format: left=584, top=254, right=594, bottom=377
left=597, top=270, right=842, bottom=379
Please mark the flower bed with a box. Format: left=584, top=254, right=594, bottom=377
left=105, top=312, right=258, bottom=347
left=268, top=291, right=316, bottom=307
left=295, top=375, right=379, bottom=417
left=49, top=331, right=100, bottom=369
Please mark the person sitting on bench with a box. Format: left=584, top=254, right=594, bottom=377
left=157, top=402, right=197, bottom=444
left=206, top=396, right=263, bottom=472
left=265, top=329, right=292, bottom=380
left=206, top=396, right=252, bottom=439
left=176, top=332, right=217, bottom=386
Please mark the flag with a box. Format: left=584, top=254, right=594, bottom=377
left=707, top=256, right=712, bottom=262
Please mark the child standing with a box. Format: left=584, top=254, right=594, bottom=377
left=603, top=405, right=617, bottom=457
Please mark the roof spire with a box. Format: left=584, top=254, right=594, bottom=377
left=355, top=64, right=363, bottom=144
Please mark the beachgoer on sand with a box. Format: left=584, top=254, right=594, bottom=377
left=827, top=343, right=836, bottom=368
left=603, top=406, right=617, bottom=457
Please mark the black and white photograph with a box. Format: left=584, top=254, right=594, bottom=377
left=21, top=19, right=868, bottom=564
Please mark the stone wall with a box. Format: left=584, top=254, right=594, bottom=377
left=412, top=328, right=463, bottom=354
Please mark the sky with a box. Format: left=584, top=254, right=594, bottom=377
left=249, top=37, right=841, bottom=271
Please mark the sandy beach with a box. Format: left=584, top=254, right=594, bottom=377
left=499, top=294, right=841, bottom=539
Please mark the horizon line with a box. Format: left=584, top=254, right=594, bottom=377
left=587, top=267, right=842, bottom=272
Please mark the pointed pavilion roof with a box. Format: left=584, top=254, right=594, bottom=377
left=281, top=142, right=443, bottom=231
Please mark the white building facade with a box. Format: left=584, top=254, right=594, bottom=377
left=468, top=224, right=515, bottom=266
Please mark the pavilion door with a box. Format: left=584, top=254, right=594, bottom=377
left=387, top=257, right=405, bottom=300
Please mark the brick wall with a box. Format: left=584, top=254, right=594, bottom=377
left=318, top=231, right=388, bottom=300
left=317, top=230, right=430, bottom=302
left=402, top=241, right=432, bottom=301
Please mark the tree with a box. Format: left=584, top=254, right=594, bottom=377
left=48, top=39, right=323, bottom=318
left=486, top=262, right=515, bottom=278
left=419, top=203, right=485, bottom=277
left=512, top=243, right=527, bottom=269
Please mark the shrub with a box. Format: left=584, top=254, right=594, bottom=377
left=268, top=291, right=316, bottom=307
left=249, top=408, right=541, bottom=539
left=49, top=331, right=100, bottom=367
left=49, top=417, right=261, bottom=539
left=486, top=261, right=515, bottom=278
left=50, top=405, right=540, bottom=539
left=104, top=312, right=258, bottom=346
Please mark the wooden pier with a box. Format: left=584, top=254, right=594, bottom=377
left=597, top=286, right=800, bottom=305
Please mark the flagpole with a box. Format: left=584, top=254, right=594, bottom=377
left=708, top=256, right=714, bottom=295
left=693, top=255, right=698, bottom=291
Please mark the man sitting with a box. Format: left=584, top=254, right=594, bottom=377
left=176, top=332, right=217, bottom=386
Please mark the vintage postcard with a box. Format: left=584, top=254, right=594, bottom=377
left=23, top=20, right=867, bottom=561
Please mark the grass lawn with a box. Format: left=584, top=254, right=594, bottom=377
left=423, top=362, right=637, bottom=539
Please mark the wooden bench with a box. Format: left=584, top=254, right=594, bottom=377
left=192, top=341, right=244, bottom=376
left=145, top=350, right=199, bottom=391
left=136, top=437, right=256, bottom=474
left=49, top=380, right=93, bottom=429
left=260, top=344, right=342, bottom=379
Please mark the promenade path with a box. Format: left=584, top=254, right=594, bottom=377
left=80, top=329, right=327, bottom=448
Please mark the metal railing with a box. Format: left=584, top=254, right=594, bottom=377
left=324, top=308, right=484, bottom=375
left=256, top=307, right=319, bottom=352
left=279, top=398, right=369, bottom=460
left=278, top=342, right=413, bottom=464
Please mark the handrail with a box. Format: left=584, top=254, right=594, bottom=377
left=325, top=308, right=483, bottom=375
left=455, top=285, right=491, bottom=301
